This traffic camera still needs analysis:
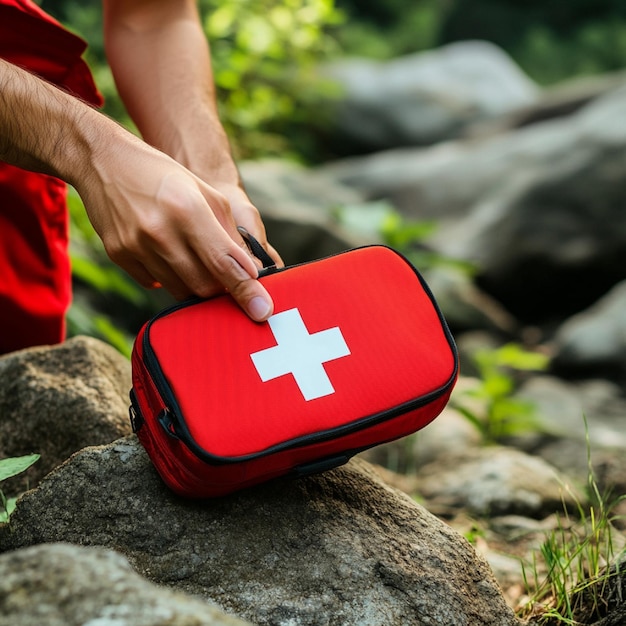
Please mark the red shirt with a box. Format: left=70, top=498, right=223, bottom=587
left=0, top=0, right=102, bottom=353
left=0, top=0, right=102, bottom=105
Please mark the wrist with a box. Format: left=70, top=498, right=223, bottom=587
left=172, top=135, right=243, bottom=191
left=62, top=109, right=131, bottom=189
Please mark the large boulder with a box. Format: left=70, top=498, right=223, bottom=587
left=0, top=336, right=132, bottom=494
left=322, top=85, right=626, bottom=322
left=0, top=437, right=520, bottom=626
left=0, top=543, right=250, bottom=626
left=321, top=40, right=539, bottom=153
left=415, top=447, right=583, bottom=519
left=551, top=280, right=626, bottom=382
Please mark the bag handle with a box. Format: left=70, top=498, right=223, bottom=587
left=237, top=226, right=278, bottom=274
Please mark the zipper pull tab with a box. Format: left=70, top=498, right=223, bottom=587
left=237, top=226, right=278, bottom=275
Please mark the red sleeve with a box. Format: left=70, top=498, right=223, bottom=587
left=0, top=0, right=103, bottom=106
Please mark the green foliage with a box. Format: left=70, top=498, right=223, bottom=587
left=335, top=201, right=475, bottom=274
left=66, top=303, right=134, bottom=359
left=333, top=0, right=444, bottom=60
left=200, top=0, right=344, bottom=160
left=513, top=19, right=626, bottom=85
left=453, top=343, right=549, bottom=444
left=43, top=0, right=344, bottom=160
left=0, top=454, right=40, bottom=523
left=336, top=0, right=626, bottom=86
left=380, top=211, right=475, bottom=275
left=519, top=430, right=626, bottom=624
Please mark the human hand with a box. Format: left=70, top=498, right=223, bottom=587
left=210, top=181, right=284, bottom=270
left=75, top=135, right=275, bottom=322
left=0, top=56, right=274, bottom=321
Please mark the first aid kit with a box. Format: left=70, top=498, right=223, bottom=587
left=130, top=234, right=458, bottom=497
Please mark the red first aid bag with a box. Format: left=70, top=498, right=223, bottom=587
left=130, top=240, right=458, bottom=497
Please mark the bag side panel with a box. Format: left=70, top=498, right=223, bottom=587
left=133, top=361, right=454, bottom=498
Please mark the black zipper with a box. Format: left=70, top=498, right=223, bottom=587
left=140, top=244, right=459, bottom=465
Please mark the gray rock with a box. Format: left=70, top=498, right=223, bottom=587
left=462, top=68, right=626, bottom=139
left=0, top=436, right=520, bottom=626
left=0, top=543, right=250, bottom=626
left=322, top=85, right=626, bottom=321
left=514, top=375, right=626, bottom=482
left=416, top=447, right=584, bottom=518
left=240, top=159, right=369, bottom=265
left=0, top=335, right=132, bottom=494
left=322, top=40, right=539, bottom=152
left=552, top=280, right=626, bottom=380
left=516, top=376, right=626, bottom=451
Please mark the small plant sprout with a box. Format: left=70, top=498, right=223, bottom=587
left=518, top=420, right=626, bottom=624
left=452, top=342, right=550, bottom=444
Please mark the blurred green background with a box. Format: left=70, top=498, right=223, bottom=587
left=35, top=0, right=626, bottom=356
left=40, top=0, right=626, bottom=159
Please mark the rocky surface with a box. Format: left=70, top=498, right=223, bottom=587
left=320, top=40, right=539, bottom=153
left=0, top=543, right=250, bottom=626
left=0, top=335, right=132, bottom=493
left=0, top=433, right=519, bottom=626
left=2, top=39, right=626, bottom=625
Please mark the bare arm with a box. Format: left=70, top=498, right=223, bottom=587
left=0, top=57, right=91, bottom=179
left=103, top=0, right=236, bottom=183
left=102, top=0, right=280, bottom=267
left=0, top=46, right=274, bottom=320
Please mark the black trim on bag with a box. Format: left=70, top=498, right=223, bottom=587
left=129, top=389, right=144, bottom=433
left=140, top=244, right=460, bottom=466
left=293, top=454, right=351, bottom=477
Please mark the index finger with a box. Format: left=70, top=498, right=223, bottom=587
left=193, top=222, right=274, bottom=322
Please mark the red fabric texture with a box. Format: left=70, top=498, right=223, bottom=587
left=133, top=246, right=458, bottom=497
left=0, top=0, right=102, bottom=354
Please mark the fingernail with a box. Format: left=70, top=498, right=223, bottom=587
left=249, top=296, right=272, bottom=321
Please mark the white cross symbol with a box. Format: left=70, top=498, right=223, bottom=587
left=250, top=308, right=351, bottom=401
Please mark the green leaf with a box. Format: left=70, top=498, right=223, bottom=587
left=483, top=372, right=514, bottom=398
left=495, top=343, right=550, bottom=371
left=0, top=454, right=40, bottom=482
left=381, top=213, right=438, bottom=248
left=94, top=317, right=133, bottom=359
left=206, top=3, right=236, bottom=37
left=452, top=404, right=487, bottom=438
left=70, top=255, right=147, bottom=306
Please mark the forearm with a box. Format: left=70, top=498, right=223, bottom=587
left=103, top=0, right=241, bottom=187
left=0, top=40, right=274, bottom=320
left=0, top=57, right=138, bottom=191
left=0, top=58, right=89, bottom=180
